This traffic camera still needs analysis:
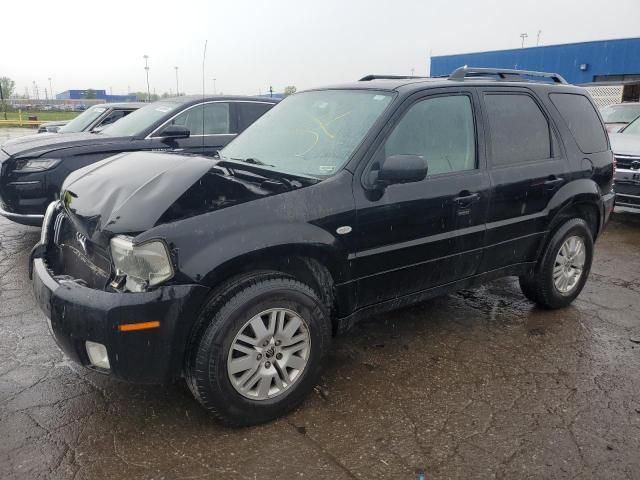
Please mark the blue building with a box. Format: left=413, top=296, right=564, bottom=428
left=56, top=89, right=137, bottom=102
left=430, top=37, right=640, bottom=86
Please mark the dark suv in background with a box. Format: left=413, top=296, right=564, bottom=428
left=31, top=68, right=615, bottom=426
left=0, top=95, right=278, bottom=225
left=36, top=102, right=145, bottom=133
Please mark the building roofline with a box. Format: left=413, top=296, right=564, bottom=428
left=431, top=36, right=640, bottom=59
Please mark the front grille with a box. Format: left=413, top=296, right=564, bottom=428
left=47, top=210, right=112, bottom=289
left=614, top=154, right=640, bottom=170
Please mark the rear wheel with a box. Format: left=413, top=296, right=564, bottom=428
left=186, top=274, right=331, bottom=426
left=519, top=218, right=593, bottom=309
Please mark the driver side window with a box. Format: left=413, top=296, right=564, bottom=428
left=382, top=95, right=476, bottom=176
left=166, top=103, right=230, bottom=136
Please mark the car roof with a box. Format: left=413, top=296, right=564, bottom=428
left=605, top=102, right=640, bottom=107
left=306, top=76, right=581, bottom=95
left=90, top=102, right=146, bottom=109
left=159, top=95, right=281, bottom=107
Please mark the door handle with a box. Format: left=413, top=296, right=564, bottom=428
left=543, top=176, right=564, bottom=190
left=453, top=192, right=480, bottom=204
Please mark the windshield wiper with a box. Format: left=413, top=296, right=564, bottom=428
left=232, top=157, right=275, bottom=167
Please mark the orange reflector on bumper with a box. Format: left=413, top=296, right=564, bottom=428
left=118, top=321, right=160, bottom=332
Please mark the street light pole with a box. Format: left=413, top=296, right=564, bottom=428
left=143, top=55, right=151, bottom=102
left=520, top=33, right=528, bottom=48
left=174, top=66, right=179, bottom=96
left=212, top=78, right=217, bottom=95
left=48, top=77, right=53, bottom=99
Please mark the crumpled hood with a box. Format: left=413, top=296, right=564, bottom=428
left=62, top=152, right=217, bottom=238
left=1, top=131, right=127, bottom=157
left=609, top=133, right=640, bottom=156
left=61, top=151, right=292, bottom=243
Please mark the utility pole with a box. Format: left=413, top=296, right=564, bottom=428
left=143, top=55, right=151, bottom=102
left=0, top=82, right=7, bottom=120
left=212, top=78, right=217, bottom=95
left=536, top=30, right=542, bottom=46
left=174, top=66, right=179, bottom=96
left=520, top=33, right=528, bottom=48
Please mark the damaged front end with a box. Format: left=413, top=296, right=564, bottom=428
left=30, top=200, right=210, bottom=383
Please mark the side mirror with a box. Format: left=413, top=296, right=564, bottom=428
left=157, top=125, right=190, bottom=140
left=376, top=154, right=427, bottom=187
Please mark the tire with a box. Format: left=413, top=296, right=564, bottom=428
left=519, top=218, right=593, bottom=309
left=185, top=273, right=331, bottom=427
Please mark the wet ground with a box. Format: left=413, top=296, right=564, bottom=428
left=1, top=128, right=639, bottom=479
left=0, top=127, right=39, bottom=143
left=1, top=214, right=639, bottom=480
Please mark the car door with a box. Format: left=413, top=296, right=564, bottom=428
left=152, top=101, right=236, bottom=156
left=351, top=90, right=490, bottom=308
left=478, top=88, right=568, bottom=272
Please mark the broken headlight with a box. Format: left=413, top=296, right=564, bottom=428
left=110, top=236, right=174, bottom=292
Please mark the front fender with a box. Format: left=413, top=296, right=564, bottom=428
left=184, top=222, right=352, bottom=288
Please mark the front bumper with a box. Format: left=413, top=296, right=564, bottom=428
left=32, top=254, right=210, bottom=384
left=0, top=201, right=44, bottom=226
left=614, top=168, right=640, bottom=210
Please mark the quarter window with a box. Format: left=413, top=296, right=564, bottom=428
left=166, top=103, right=230, bottom=135
left=484, top=93, right=552, bottom=166
left=549, top=93, right=608, bottom=154
left=382, top=95, right=476, bottom=176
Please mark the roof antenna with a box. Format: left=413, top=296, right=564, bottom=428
left=200, top=40, right=208, bottom=148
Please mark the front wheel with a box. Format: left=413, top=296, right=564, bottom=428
left=186, top=274, right=331, bottom=426
left=519, top=218, right=594, bottom=309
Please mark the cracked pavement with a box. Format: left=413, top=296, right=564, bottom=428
left=1, top=130, right=640, bottom=479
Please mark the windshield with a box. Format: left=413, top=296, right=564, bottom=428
left=600, top=104, right=640, bottom=124
left=100, top=101, right=181, bottom=137
left=221, top=90, right=394, bottom=178
left=58, top=105, right=108, bottom=133
left=622, top=116, right=640, bottom=135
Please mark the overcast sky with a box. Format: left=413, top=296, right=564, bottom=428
left=3, top=0, right=640, bottom=97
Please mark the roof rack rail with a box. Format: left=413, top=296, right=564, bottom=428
left=359, top=75, right=427, bottom=81
left=449, top=66, right=568, bottom=84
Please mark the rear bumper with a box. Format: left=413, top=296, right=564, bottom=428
left=601, top=191, right=616, bottom=226
left=32, top=255, right=210, bottom=384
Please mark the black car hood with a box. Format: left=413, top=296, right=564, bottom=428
left=1, top=131, right=128, bottom=158
left=61, top=151, right=305, bottom=242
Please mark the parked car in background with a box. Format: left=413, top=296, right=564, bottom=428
left=610, top=116, right=640, bottom=210
left=38, top=121, right=69, bottom=134
left=600, top=103, right=640, bottom=133
left=0, top=96, right=279, bottom=225
left=30, top=68, right=614, bottom=426
left=37, top=103, right=145, bottom=133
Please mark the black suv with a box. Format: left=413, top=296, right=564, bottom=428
left=0, top=96, right=278, bottom=225
left=31, top=68, right=615, bottom=426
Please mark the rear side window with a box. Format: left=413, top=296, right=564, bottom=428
left=238, top=102, right=272, bottom=132
left=549, top=93, right=608, bottom=154
left=484, top=93, right=552, bottom=166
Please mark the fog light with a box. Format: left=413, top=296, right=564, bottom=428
left=85, top=341, right=110, bottom=369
